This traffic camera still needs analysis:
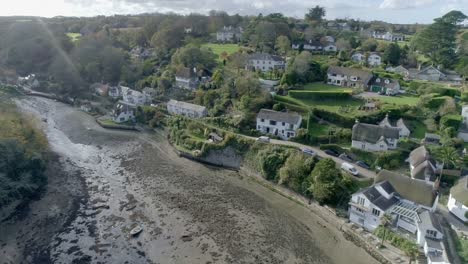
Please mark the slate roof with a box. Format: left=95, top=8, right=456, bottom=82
left=419, top=210, right=442, bottom=233
left=450, top=176, right=468, bottom=207
left=327, top=66, right=373, bottom=85
left=375, top=170, right=438, bottom=208
left=176, top=67, right=197, bottom=79
left=249, top=53, right=285, bottom=62
left=362, top=184, right=399, bottom=211
left=352, top=123, right=399, bottom=144
left=257, top=109, right=301, bottom=126
left=371, top=78, right=400, bottom=89
left=167, top=99, right=207, bottom=113
left=380, top=181, right=396, bottom=195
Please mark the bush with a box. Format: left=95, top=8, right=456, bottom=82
left=462, top=92, right=468, bottom=102
left=375, top=151, right=404, bottom=170
left=289, top=90, right=351, bottom=101
left=425, top=96, right=448, bottom=109
left=374, top=227, right=418, bottom=250
left=440, top=114, right=462, bottom=131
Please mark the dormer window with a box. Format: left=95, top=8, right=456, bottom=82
left=350, top=76, right=358, bottom=81
left=376, top=78, right=381, bottom=83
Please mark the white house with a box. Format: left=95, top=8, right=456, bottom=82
left=457, top=105, right=468, bottom=142
left=175, top=67, right=200, bottom=90
left=370, top=78, right=401, bottom=95
left=108, top=86, right=121, bottom=98
left=349, top=170, right=446, bottom=263
left=379, top=113, right=410, bottom=138
left=447, top=176, right=468, bottom=223
left=323, top=42, right=337, bottom=52
left=368, top=53, right=382, bottom=67
left=121, top=86, right=146, bottom=106
left=292, top=40, right=323, bottom=52
left=351, top=121, right=400, bottom=152
left=246, top=53, right=286, bottom=72
left=113, top=101, right=136, bottom=123
left=407, top=146, right=438, bottom=183
left=256, top=109, right=302, bottom=140
left=372, top=31, right=405, bottom=41
left=386, top=65, right=410, bottom=78
left=216, top=26, right=242, bottom=42
left=167, top=99, right=208, bottom=119
left=351, top=52, right=365, bottom=63
left=414, top=66, right=447, bottom=82
left=142, top=87, right=156, bottom=104
left=349, top=170, right=439, bottom=232
left=327, top=66, right=373, bottom=89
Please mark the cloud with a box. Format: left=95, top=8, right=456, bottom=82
left=379, top=0, right=435, bottom=9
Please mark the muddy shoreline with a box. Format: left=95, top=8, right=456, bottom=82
left=0, top=97, right=379, bottom=264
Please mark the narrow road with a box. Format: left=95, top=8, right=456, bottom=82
left=191, top=118, right=377, bottom=180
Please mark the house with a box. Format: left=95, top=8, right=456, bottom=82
left=323, top=42, right=337, bottom=52
left=351, top=121, right=400, bottom=152
left=322, top=36, right=335, bottom=43
left=246, top=53, right=286, bottom=72
left=256, top=109, right=302, bottom=140
left=447, top=176, right=468, bottom=223
left=292, top=40, right=324, bottom=52
left=80, top=103, right=92, bottom=113
left=113, top=101, right=136, bottom=123
left=167, top=99, right=208, bottom=118
left=351, top=52, right=365, bottom=63
left=368, top=53, right=382, bottom=67
left=414, top=66, right=447, bottom=82
left=407, top=146, right=438, bottom=183
left=457, top=105, right=468, bottom=142
left=108, top=86, right=121, bottom=98
left=386, top=65, right=410, bottom=78
left=379, top=113, right=410, bottom=138
left=372, top=31, right=405, bottom=41
left=142, top=87, right=156, bottom=104
left=370, top=78, right=401, bottom=95
left=216, top=26, right=243, bottom=42
left=349, top=170, right=439, bottom=232
left=121, top=86, right=146, bottom=106
left=175, top=67, right=200, bottom=90
left=423, top=133, right=441, bottom=145
left=129, top=46, right=154, bottom=60
left=327, top=66, right=373, bottom=89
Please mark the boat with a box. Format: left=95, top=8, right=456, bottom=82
left=130, top=225, right=143, bottom=236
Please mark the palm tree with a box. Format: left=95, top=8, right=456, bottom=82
left=403, top=242, right=419, bottom=264
left=379, top=214, right=393, bottom=247
left=435, top=146, right=461, bottom=184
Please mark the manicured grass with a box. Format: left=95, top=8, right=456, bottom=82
left=307, top=119, right=332, bottom=137
left=202, top=43, right=241, bottom=61
left=375, top=95, right=420, bottom=106
left=303, top=82, right=353, bottom=93
left=66, top=32, right=82, bottom=42
left=407, top=120, right=426, bottom=139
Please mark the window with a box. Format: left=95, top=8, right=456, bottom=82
left=355, top=207, right=364, bottom=213
left=336, top=80, right=341, bottom=84
left=261, top=118, right=265, bottom=122
left=357, top=197, right=365, bottom=205
left=332, top=74, right=337, bottom=77
left=269, top=120, right=277, bottom=125
left=372, top=208, right=381, bottom=217
left=282, top=122, right=285, bottom=126
left=426, top=230, right=437, bottom=238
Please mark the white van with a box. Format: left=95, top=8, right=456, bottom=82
left=341, top=162, right=359, bottom=176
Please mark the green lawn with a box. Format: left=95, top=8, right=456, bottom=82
left=375, top=95, right=420, bottom=106
left=407, top=120, right=426, bottom=139
left=202, top=43, right=241, bottom=62
left=303, top=82, right=353, bottom=93
left=307, top=119, right=332, bottom=137
left=66, top=32, right=82, bottom=42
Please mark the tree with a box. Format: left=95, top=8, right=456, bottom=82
left=275, top=35, right=291, bottom=55
left=305, top=6, right=326, bottom=23
left=435, top=146, right=461, bottom=183
left=171, top=45, right=217, bottom=71
left=412, top=11, right=467, bottom=68
left=361, top=39, right=378, bottom=52
left=308, top=158, right=342, bottom=204
left=402, top=242, right=419, bottom=264
left=383, top=43, right=401, bottom=66
left=379, top=214, right=393, bottom=248
left=278, top=152, right=315, bottom=192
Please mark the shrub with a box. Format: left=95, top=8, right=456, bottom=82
left=425, top=96, right=448, bottom=109
left=289, top=90, right=351, bottom=101
left=440, top=114, right=462, bottom=131
left=375, top=151, right=404, bottom=170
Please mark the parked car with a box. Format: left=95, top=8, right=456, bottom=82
left=256, top=136, right=270, bottom=143
left=301, top=147, right=317, bottom=157
left=339, top=153, right=353, bottom=162
left=341, top=162, right=359, bottom=176
left=355, top=161, right=371, bottom=170
left=324, top=149, right=339, bottom=157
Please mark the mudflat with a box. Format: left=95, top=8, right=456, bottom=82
left=0, top=97, right=378, bottom=264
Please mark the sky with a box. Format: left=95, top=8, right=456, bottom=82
left=1, top=0, right=468, bottom=24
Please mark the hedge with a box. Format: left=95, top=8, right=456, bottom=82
left=425, top=96, right=448, bottom=109
left=288, top=90, right=351, bottom=101
left=440, top=114, right=462, bottom=131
